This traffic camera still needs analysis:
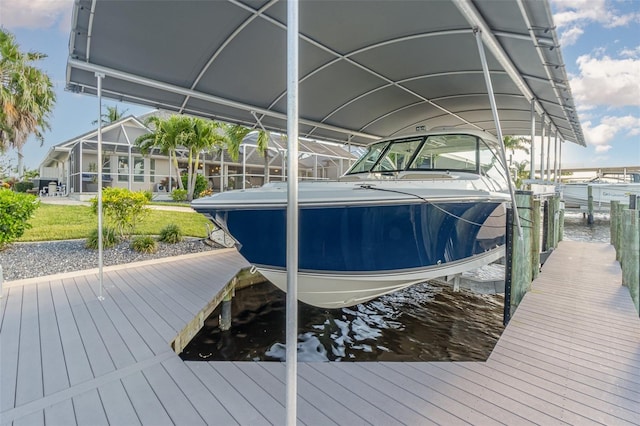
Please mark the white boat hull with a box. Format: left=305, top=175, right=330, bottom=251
left=257, top=246, right=505, bottom=308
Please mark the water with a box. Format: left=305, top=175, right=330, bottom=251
left=180, top=281, right=505, bottom=362
left=179, top=211, right=609, bottom=362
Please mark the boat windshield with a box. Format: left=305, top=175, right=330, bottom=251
left=347, top=133, right=495, bottom=175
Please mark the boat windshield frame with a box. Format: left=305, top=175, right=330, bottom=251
left=346, top=133, right=500, bottom=176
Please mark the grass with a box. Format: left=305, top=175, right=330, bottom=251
left=18, top=204, right=210, bottom=242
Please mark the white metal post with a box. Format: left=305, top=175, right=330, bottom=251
left=539, top=115, right=546, bottom=181
left=474, top=29, right=522, bottom=238
left=220, top=150, right=225, bottom=192
left=96, top=72, right=105, bottom=301
left=553, top=133, right=558, bottom=183
left=529, top=100, right=536, bottom=180
left=546, top=126, right=551, bottom=181
left=286, top=0, right=299, bottom=424
left=242, top=144, right=246, bottom=190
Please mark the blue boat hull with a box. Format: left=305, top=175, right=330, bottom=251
left=205, top=201, right=505, bottom=273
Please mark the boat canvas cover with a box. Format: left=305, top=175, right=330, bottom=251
left=66, top=0, right=584, bottom=147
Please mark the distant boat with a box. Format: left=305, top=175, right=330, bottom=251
left=560, top=173, right=640, bottom=210
left=192, top=129, right=510, bottom=308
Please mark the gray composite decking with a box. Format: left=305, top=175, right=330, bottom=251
left=1, top=241, right=639, bottom=425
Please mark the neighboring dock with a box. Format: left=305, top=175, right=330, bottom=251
left=1, top=241, right=639, bottom=425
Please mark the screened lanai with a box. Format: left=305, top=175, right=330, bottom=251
left=38, top=114, right=357, bottom=197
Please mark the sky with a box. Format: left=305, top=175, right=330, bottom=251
left=1, top=0, right=638, bottom=172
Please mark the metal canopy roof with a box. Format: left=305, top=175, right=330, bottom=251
left=66, top=0, right=584, bottom=147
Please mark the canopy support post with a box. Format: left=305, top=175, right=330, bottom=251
left=529, top=100, right=536, bottom=180
left=553, top=133, right=559, bottom=183
left=95, top=72, right=105, bottom=301
left=539, top=115, right=546, bottom=181
left=546, top=125, right=551, bottom=181
left=286, top=0, right=299, bottom=424
left=474, top=28, right=522, bottom=238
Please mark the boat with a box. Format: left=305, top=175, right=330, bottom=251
left=560, top=173, right=640, bottom=210
left=191, top=129, right=511, bottom=308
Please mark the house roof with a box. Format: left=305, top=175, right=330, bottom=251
left=66, top=0, right=584, bottom=148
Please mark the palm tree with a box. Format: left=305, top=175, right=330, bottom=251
left=222, top=123, right=270, bottom=185
left=136, top=115, right=224, bottom=200
left=92, top=105, right=128, bottom=125
left=0, top=29, right=55, bottom=178
left=503, top=135, right=530, bottom=156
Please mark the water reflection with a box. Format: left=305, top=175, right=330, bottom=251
left=180, top=281, right=505, bottom=362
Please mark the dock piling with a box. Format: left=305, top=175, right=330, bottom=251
left=504, top=191, right=534, bottom=324
left=587, top=185, right=594, bottom=224
left=620, top=206, right=639, bottom=314
left=219, top=289, right=234, bottom=331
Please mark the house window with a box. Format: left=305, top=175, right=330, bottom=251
left=150, top=159, right=156, bottom=183
left=134, top=157, right=144, bottom=182
left=118, top=156, right=129, bottom=182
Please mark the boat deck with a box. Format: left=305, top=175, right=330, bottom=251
left=1, top=241, right=639, bottom=425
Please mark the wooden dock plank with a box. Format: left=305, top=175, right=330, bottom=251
left=48, top=279, right=94, bottom=387
left=43, top=399, right=76, bottom=425
left=141, top=363, right=206, bottom=425
left=72, top=389, right=108, bottom=426
left=239, top=362, right=339, bottom=426
left=187, top=362, right=270, bottom=426
left=328, top=362, right=468, bottom=425
left=73, top=276, right=139, bottom=370
left=15, top=284, right=43, bottom=407
left=359, top=362, right=503, bottom=425
left=97, top=380, right=141, bottom=426
left=121, top=371, right=173, bottom=426
left=486, top=353, right=640, bottom=422
left=1, top=287, right=23, bottom=412
left=298, top=363, right=409, bottom=425
left=62, top=279, right=115, bottom=378
left=11, top=410, right=42, bottom=426
left=307, top=363, right=430, bottom=426
left=490, top=346, right=640, bottom=407
left=161, top=357, right=239, bottom=425
left=37, top=282, right=70, bottom=396
left=384, top=362, right=536, bottom=425
left=415, top=363, right=560, bottom=425
left=108, top=270, right=178, bottom=344
left=261, top=362, right=373, bottom=426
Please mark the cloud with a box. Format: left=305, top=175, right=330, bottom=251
left=552, top=0, right=640, bottom=45
left=569, top=54, right=640, bottom=108
left=581, top=115, right=640, bottom=153
left=0, top=0, right=73, bottom=32
left=620, top=45, right=640, bottom=58
left=560, top=26, right=584, bottom=46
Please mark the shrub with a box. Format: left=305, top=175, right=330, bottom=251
left=141, top=190, right=153, bottom=201
left=182, top=174, right=207, bottom=199
left=159, top=223, right=183, bottom=243
left=131, top=235, right=158, bottom=253
left=171, top=189, right=187, bottom=202
left=0, top=189, right=39, bottom=249
left=14, top=181, right=34, bottom=193
left=91, top=187, right=149, bottom=238
left=85, top=226, right=120, bottom=249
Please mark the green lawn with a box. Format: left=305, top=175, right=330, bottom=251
left=19, top=204, right=210, bottom=241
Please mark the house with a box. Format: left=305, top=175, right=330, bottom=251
left=37, top=112, right=358, bottom=199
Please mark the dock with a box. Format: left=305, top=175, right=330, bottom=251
left=1, top=241, right=639, bottom=425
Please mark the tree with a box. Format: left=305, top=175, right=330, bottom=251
left=92, top=105, right=128, bottom=125
left=136, top=115, right=225, bottom=200
left=0, top=29, right=56, bottom=179
left=503, top=135, right=530, bottom=157
left=222, top=123, right=270, bottom=185
left=511, top=160, right=530, bottom=189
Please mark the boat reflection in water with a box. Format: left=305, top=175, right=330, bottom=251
left=192, top=129, right=510, bottom=308
left=179, top=280, right=505, bottom=362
